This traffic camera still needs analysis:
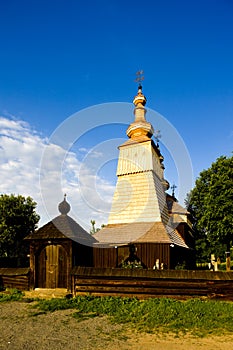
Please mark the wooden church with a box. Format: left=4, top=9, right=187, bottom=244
left=92, top=83, right=194, bottom=269
left=26, top=84, right=194, bottom=289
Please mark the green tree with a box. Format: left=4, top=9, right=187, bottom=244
left=90, top=220, right=97, bottom=235
left=90, top=220, right=105, bottom=235
left=187, top=155, right=233, bottom=267
left=0, top=194, right=40, bottom=258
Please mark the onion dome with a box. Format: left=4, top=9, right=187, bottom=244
left=127, top=84, right=154, bottom=140
left=58, top=194, right=71, bottom=215
left=133, top=84, right=147, bottom=106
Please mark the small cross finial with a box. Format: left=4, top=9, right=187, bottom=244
left=171, top=184, right=177, bottom=197
left=134, top=70, right=144, bottom=88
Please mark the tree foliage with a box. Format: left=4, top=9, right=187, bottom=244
left=187, top=155, right=233, bottom=262
left=0, top=194, right=40, bottom=258
left=90, top=220, right=105, bottom=235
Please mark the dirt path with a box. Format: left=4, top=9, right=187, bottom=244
left=1, top=301, right=233, bottom=350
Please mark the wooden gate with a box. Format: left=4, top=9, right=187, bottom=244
left=37, top=245, right=67, bottom=288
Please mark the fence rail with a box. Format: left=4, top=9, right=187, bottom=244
left=0, top=268, right=31, bottom=291
left=71, top=267, right=233, bottom=300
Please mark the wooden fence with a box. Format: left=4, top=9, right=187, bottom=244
left=71, top=267, right=233, bottom=300
left=0, top=268, right=31, bottom=291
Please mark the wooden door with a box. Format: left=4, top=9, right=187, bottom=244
left=46, top=245, right=59, bottom=288
left=37, top=245, right=67, bottom=288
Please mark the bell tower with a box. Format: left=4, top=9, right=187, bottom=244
left=108, top=80, right=170, bottom=225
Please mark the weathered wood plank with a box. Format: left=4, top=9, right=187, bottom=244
left=75, top=285, right=209, bottom=295
left=71, top=267, right=233, bottom=300
left=1, top=276, right=30, bottom=291
left=71, top=267, right=233, bottom=280
left=75, top=278, right=208, bottom=289
left=0, top=267, right=31, bottom=291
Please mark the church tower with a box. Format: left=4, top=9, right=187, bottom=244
left=108, top=84, right=170, bottom=225
left=94, top=81, right=193, bottom=269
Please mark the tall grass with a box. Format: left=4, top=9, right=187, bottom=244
left=34, top=296, right=233, bottom=337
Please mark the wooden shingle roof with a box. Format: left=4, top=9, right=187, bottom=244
left=25, top=214, right=96, bottom=246
left=0, top=267, right=30, bottom=276
left=170, top=201, right=189, bottom=214
left=94, top=222, right=154, bottom=245
left=167, top=198, right=189, bottom=215
left=133, top=222, right=171, bottom=243
left=93, top=221, right=189, bottom=248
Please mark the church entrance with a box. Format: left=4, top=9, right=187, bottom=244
left=37, top=245, right=68, bottom=288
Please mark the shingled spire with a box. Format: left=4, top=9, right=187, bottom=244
left=126, top=84, right=154, bottom=140
left=107, top=83, right=170, bottom=225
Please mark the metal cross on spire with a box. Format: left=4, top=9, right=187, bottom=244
left=171, top=184, right=177, bottom=197
left=134, top=70, right=144, bottom=88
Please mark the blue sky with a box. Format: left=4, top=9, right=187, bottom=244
left=0, top=0, right=232, bottom=229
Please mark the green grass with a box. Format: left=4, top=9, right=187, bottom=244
left=2, top=289, right=233, bottom=337
left=33, top=295, right=233, bottom=337
left=0, top=288, right=24, bottom=302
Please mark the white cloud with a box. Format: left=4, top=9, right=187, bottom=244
left=0, top=116, right=115, bottom=231
left=78, top=147, right=89, bottom=153
left=77, top=147, right=103, bottom=159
